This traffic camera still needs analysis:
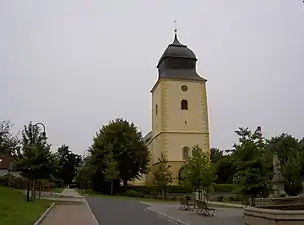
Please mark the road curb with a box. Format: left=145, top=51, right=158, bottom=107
left=145, top=206, right=189, bottom=225
left=83, top=197, right=100, bottom=225
left=33, top=202, right=55, bottom=225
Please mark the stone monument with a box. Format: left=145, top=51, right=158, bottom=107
left=271, top=153, right=286, bottom=197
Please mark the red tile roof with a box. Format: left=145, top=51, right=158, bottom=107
left=0, top=153, right=14, bottom=169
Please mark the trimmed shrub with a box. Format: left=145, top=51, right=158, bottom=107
left=125, top=189, right=139, bottom=197
left=213, top=183, right=239, bottom=193
left=127, top=185, right=192, bottom=195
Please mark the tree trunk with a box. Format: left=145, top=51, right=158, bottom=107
left=33, top=180, right=36, bottom=199
left=26, top=179, right=30, bottom=202
left=110, top=181, right=113, bottom=196
left=123, top=180, right=128, bottom=190
left=162, top=187, right=164, bottom=201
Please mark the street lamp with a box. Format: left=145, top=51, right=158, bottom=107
left=33, top=122, right=46, bottom=138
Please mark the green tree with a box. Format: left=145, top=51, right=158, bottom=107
left=267, top=134, right=299, bottom=165
left=89, top=118, right=150, bottom=190
left=214, top=155, right=236, bottom=184
left=102, top=145, right=119, bottom=195
left=210, top=148, right=223, bottom=164
left=15, top=122, right=55, bottom=201
left=76, top=155, right=95, bottom=191
left=181, top=145, right=213, bottom=200
left=55, top=145, right=82, bottom=186
left=266, top=134, right=302, bottom=195
left=283, top=154, right=302, bottom=195
left=233, top=127, right=271, bottom=206
left=0, top=121, right=20, bottom=155
left=153, top=152, right=173, bottom=200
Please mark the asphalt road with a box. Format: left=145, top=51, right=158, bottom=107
left=86, top=196, right=175, bottom=225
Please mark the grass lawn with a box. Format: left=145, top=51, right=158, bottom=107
left=0, top=186, right=52, bottom=225
left=78, top=189, right=178, bottom=204
left=52, top=188, right=64, bottom=193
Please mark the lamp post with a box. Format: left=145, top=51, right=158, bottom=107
left=27, top=167, right=31, bottom=202
left=33, top=122, right=46, bottom=138
left=31, top=122, right=46, bottom=200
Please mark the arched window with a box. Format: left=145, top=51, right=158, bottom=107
left=181, top=100, right=188, bottom=110
left=183, top=146, right=190, bottom=160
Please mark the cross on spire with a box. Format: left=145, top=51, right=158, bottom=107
left=174, top=20, right=177, bottom=34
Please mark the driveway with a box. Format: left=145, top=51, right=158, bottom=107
left=86, top=196, right=175, bottom=225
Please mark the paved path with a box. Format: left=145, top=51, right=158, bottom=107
left=60, top=188, right=82, bottom=197
left=144, top=202, right=244, bottom=225
left=41, top=189, right=98, bottom=225
left=86, top=196, right=176, bottom=225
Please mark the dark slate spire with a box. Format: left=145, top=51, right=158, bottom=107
left=156, top=30, right=205, bottom=81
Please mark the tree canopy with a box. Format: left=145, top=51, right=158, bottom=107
left=55, top=145, right=82, bottom=185
left=15, top=122, right=56, bottom=180
left=89, top=118, right=150, bottom=190
left=153, top=152, right=173, bottom=199
left=180, top=145, right=213, bottom=194
left=232, top=128, right=271, bottom=205
left=0, top=121, right=20, bottom=156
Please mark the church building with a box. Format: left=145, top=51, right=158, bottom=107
left=134, top=31, right=210, bottom=186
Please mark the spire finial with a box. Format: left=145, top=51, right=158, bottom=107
left=172, top=20, right=181, bottom=45
left=174, top=20, right=177, bottom=34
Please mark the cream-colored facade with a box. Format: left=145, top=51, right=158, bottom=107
left=131, top=33, right=210, bottom=186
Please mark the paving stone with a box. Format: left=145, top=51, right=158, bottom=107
left=40, top=189, right=98, bottom=225
left=41, top=204, right=98, bottom=225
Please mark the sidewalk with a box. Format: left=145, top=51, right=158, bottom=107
left=40, top=188, right=98, bottom=225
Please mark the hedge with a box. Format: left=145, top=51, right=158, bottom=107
left=127, top=184, right=239, bottom=195
left=212, top=183, right=239, bottom=193
left=127, top=185, right=192, bottom=194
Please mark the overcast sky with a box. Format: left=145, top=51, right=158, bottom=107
left=1, top=0, right=304, bottom=154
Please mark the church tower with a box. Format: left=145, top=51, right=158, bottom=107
left=148, top=32, right=210, bottom=184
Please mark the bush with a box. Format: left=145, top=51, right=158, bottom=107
left=127, top=185, right=192, bottom=195
left=167, top=185, right=192, bottom=193
left=213, top=184, right=239, bottom=193
left=125, top=189, right=139, bottom=197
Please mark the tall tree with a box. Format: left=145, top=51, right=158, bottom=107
left=266, top=134, right=302, bottom=195
left=210, top=148, right=223, bottom=164
left=15, top=122, right=55, bottom=201
left=56, top=145, right=82, bottom=186
left=153, top=152, right=173, bottom=200
left=267, top=134, right=299, bottom=165
left=180, top=145, right=213, bottom=200
left=89, top=118, right=150, bottom=189
left=0, top=121, right=20, bottom=155
left=102, top=146, right=119, bottom=195
left=233, top=127, right=271, bottom=206
left=76, top=155, right=95, bottom=190
left=214, top=155, right=236, bottom=184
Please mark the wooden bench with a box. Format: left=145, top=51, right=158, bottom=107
left=179, top=196, right=194, bottom=211
left=196, top=200, right=216, bottom=216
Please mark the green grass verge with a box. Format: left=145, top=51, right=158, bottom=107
left=77, top=189, right=178, bottom=203
left=0, top=186, right=52, bottom=225
left=52, top=188, right=64, bottom=193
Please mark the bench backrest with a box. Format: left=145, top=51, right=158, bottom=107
left=196, top=200, right=208, bottom=209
